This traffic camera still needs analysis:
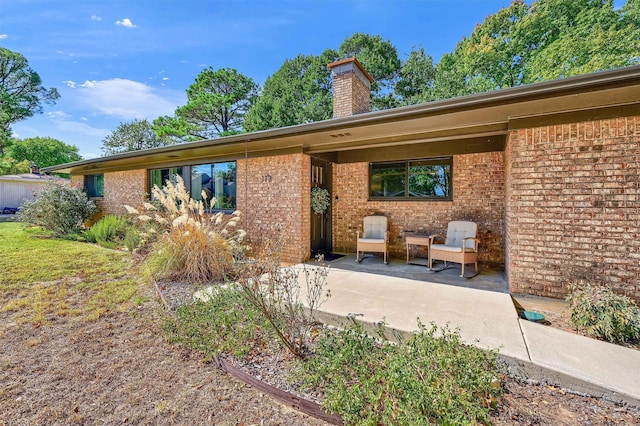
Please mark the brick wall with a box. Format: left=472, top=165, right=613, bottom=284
left=332, top=72, right=370, bottom=118
left=505, top=116, right=640, bottom=301
left=332, top=152, right=505, bottom=267
left=72, top=170, right=147, bottom=221
left=236, top=153, right=310, bottom=262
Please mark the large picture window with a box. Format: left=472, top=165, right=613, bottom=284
left=85, top=174, right=104, bottom=198
left=149, top=162, right=236, bottom=210
left=369, top=157, right=452, bottom=200
left=191, top=162, right=236, bottom=209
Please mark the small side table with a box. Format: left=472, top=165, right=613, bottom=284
left=405, top=233, right=431, bottom=266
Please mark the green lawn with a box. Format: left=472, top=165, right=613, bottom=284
left=0, top=222, right=145, bottom=324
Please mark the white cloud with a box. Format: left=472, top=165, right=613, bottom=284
left=62, top=80, right=76, bottom=88
left=74, top=78, right=183, bottom=120
left=162, top=77, right=169, bottom=81
left=0, top=34, right=7, bottom=40
left=115, top=18, right=136, bottom=28
left=90, top=15, right=102, bottom=21
left=46, top=111, right=71, bottom=120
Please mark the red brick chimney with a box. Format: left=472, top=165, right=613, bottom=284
left=328, top=57, right=375, bottom=118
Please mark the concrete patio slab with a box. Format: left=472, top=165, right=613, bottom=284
left=295, top=262, right=640, bottom=407
left=520, top=320, right=640, bottom=405
left=296, top=265, right=529, bottom=361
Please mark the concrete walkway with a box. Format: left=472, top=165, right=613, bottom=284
left=295, top=260, right=640, bottom=408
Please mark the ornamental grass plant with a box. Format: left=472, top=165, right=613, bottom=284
left=125, top=176, right=245, bottom=284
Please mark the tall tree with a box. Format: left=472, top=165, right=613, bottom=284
left=431, top=0, right=640, bottom=100
left=8, top=137, right=81, bottom=168
left=101, top=119, right=174, bottom=155
left=168, top=67, right=258, bottom=140
left=0, top=48, right=59, bottom=155
left=339, top=33, right=402, bottom=109
left=394, top=46, right=437, bottom=106
left=525, top=0, right=640, bottom=80
left=244, top=49, right=339, bottom=132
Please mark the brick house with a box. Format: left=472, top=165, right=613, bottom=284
left=45, top=59, right=640, bottom=301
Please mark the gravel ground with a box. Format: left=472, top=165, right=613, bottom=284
left=1, top=281, right=639, bottom=425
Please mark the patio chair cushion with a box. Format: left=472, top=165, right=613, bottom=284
left=357, top=238, right=386, bottom=244
left=362, top=216, right=387, bottom=239
left=430, top=244, right=476, bottom=253
left=445, top=221, right=478, bottom=249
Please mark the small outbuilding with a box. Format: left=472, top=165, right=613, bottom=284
left=0, top=171, right=68, bottom=213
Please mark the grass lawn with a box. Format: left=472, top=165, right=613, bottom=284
left=0, top=222, right=145, bottom=324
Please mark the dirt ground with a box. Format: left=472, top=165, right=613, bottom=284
left=1, top=285, right=639, bottom=425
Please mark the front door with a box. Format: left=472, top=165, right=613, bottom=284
left=310, top=158, right=332, bottom=255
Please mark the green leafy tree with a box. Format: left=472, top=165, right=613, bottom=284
left=0, top=156, right=30, bottom=175
left=394, top=46, right=437, bottom=106
left=339, top=33, right=402, bottom=109
left=432, top=0, right=531, bottom=99
left=244, top=49, right=339, bottom=132
left=431, top=0, right=640, bottom=99
left=0, top=48, right=60, bottom=155
left=167, top=68, right=258, bottom=140
left=101, top=119, right=175, bottom=155
left=8, top=136, right=81, bottom=168
left=525, top=0, right=640, bottom=80
left=151, top=115, right=201, bottom=144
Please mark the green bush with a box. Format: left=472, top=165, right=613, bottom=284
left=294, top=320, right=501, bottom=425
left=85, top=215, right=130, bottom=248
left=566, top=283, right=640, bottom=344
left=18, top=182, right=96, bottom=237
left=163, top=284, right=275, bottom=360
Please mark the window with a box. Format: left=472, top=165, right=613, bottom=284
left=191, top=161, right=236, bottom=209
left=149, top=162, right=236, bottom=210
left=369, top=157, right=452, bottom=200
left=149, top=167, right=183, bottom=191
left=85, top=174, right=104, bottom=198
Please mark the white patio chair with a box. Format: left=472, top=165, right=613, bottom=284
left=356, top=215, right=388, bottom=264
left=429, top=221, right=479, bottom=278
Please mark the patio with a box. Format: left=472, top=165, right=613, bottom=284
left=318, top=253, right=508, bottom=293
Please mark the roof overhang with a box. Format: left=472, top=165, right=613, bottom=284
left=44, top=65, right=640, bottom=175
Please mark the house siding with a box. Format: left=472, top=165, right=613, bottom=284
left=505, top=116, right=640, bottom=301
left=332, top=152, right=506, bottom=267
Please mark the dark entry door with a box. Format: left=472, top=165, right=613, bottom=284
left=310, top=158, right=332, bottom=255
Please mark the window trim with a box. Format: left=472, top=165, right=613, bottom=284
left=368, top=156, right=453, bottom=201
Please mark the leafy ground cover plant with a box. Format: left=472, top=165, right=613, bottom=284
left=125, top=176, right=245, bottom=284
left=566, top=282, right=640, bottom=344
left=18, top=181, right=96, bottom=237
left=293, top=320, right=501, bottom=425
left=237, top=235, right=330, bottom=360
left=163, top=284, right=275, bottom=361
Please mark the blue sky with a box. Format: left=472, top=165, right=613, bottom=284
left=0, top=0, right=577, bottom=159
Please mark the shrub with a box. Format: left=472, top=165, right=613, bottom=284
left=163, top=284, right=274, bottom=360
left=18, top=182, right=96, bottom=237
left=294, top=320, right=501, bottom=425
left=125, top=176, right=245, bottom=284
left=237, top=234, right=331, bottom=360
left=85, top=215, right=130, bottom=248
left=566, top=282, right=640, bottom=344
